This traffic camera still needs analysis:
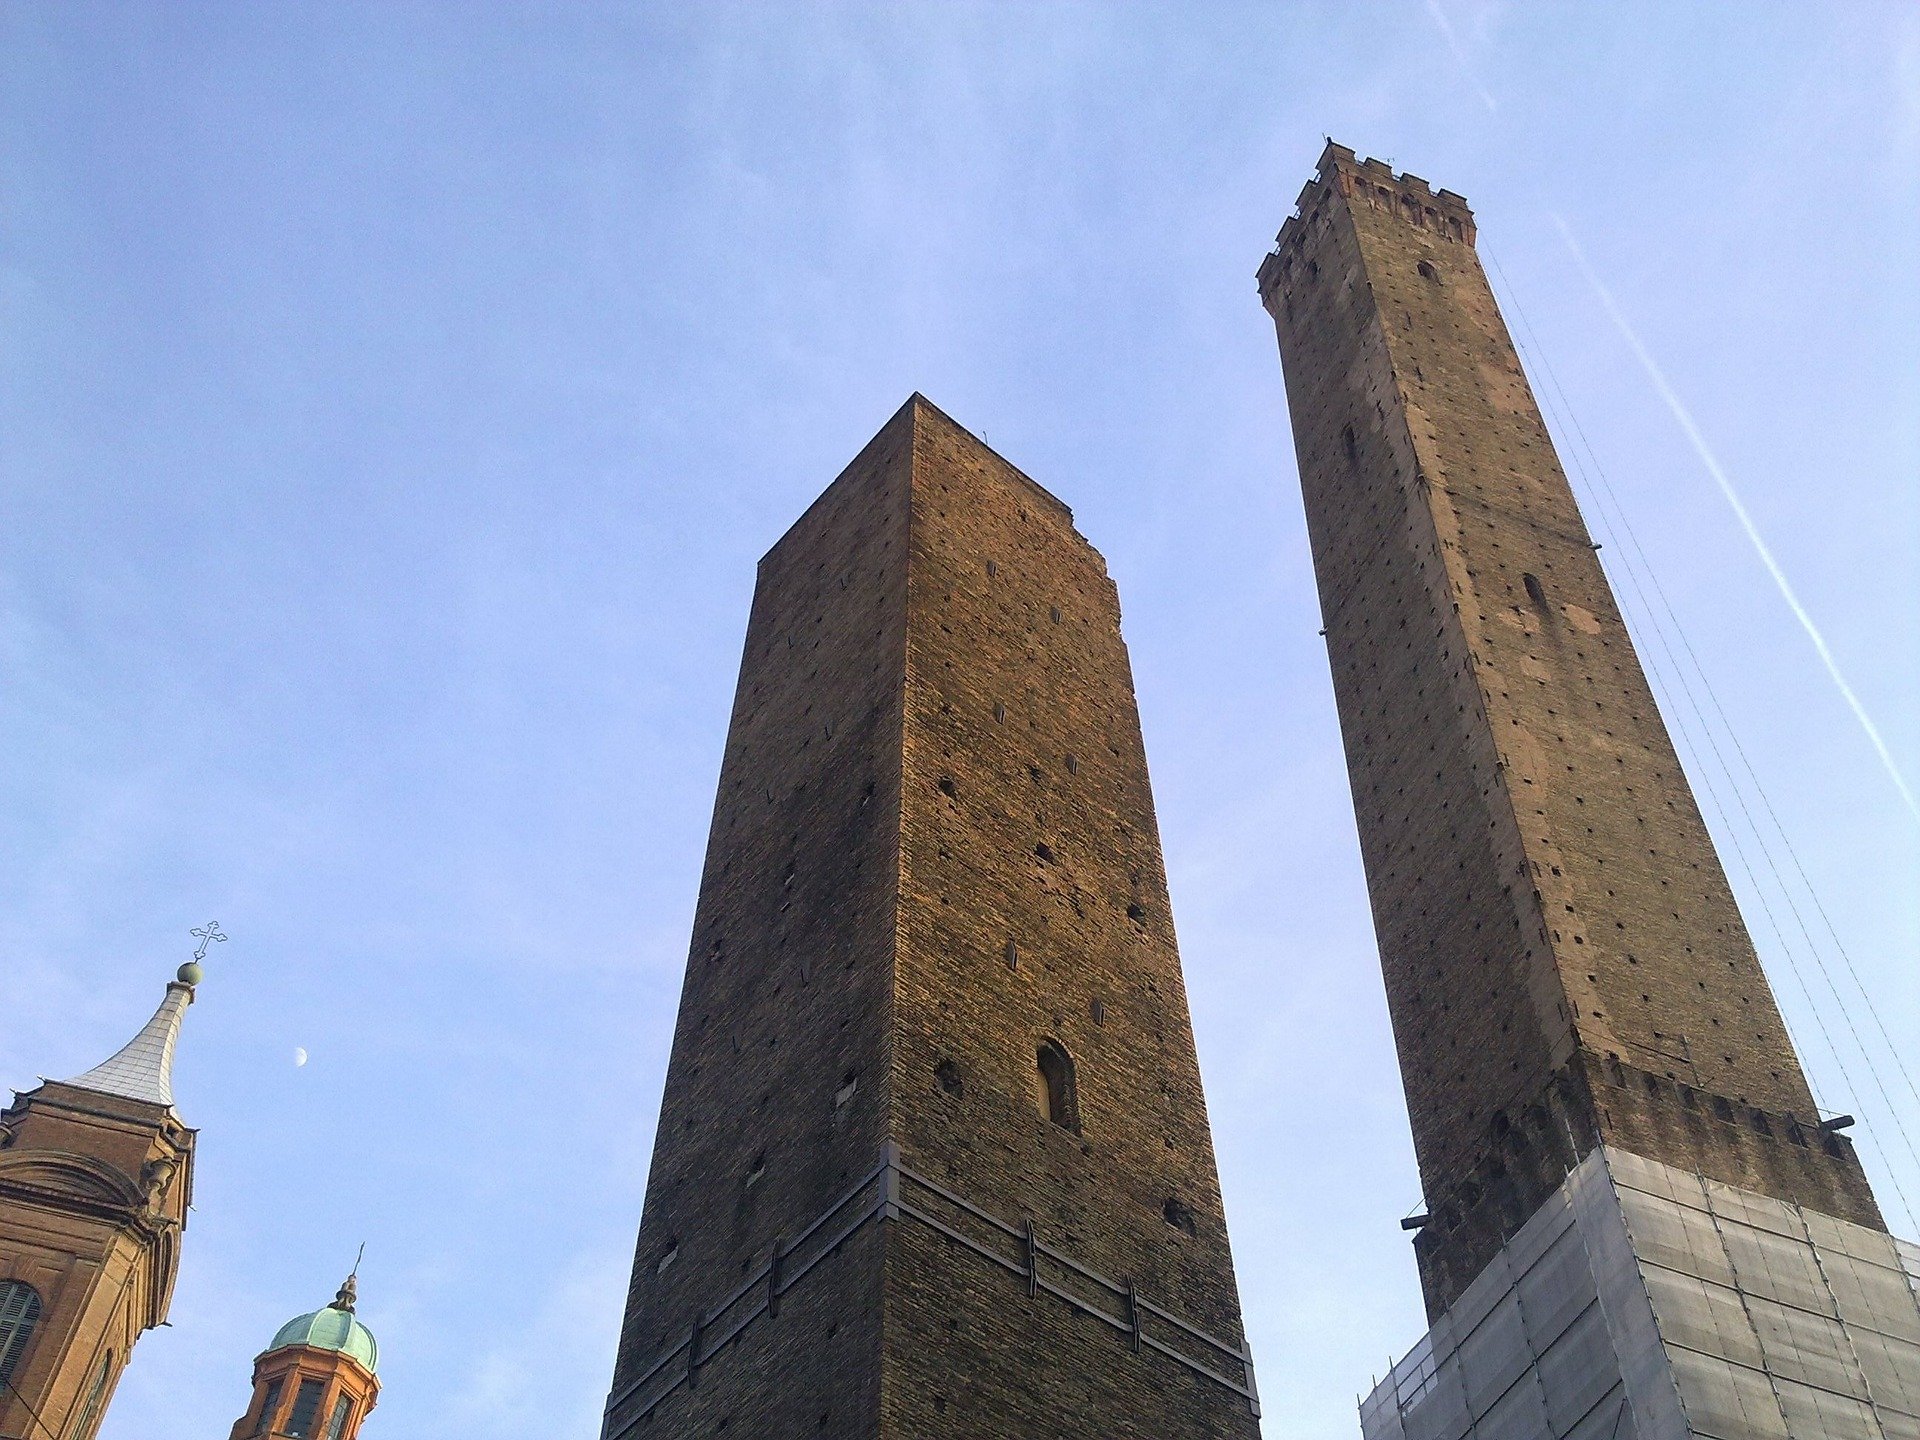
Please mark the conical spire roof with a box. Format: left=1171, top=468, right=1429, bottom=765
left=63, top=968, right=199, bottom=1110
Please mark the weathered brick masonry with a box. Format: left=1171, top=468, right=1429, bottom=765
left=603, top=396, right=1261, bottom=1439
left=1257, top=143, right=1881, bottom=1318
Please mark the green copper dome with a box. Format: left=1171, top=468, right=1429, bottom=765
left=268, top=1274, right=378, bottom=1374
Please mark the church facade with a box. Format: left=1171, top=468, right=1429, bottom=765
left=0, top=964, right=201, bottom=1440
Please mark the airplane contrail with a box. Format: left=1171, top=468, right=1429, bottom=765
left=1423, top=0, right=1499, bottom=114
left=1552, top=214, right=1920, bottom=824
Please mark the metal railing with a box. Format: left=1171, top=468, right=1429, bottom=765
left=601, top=1144, right=1260, bottom=1437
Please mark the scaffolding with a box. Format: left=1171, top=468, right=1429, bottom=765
left=1360, top=1148, right=1920, bottom=1440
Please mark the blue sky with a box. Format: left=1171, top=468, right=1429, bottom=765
left=3, top=4, right=1917, bottom=1436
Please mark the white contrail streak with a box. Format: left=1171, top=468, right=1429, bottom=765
left=1551, top=214, right=1920, bottom=824
left=1423, top=0, right=1499, bottom=113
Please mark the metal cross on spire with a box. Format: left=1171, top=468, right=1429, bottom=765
left=190, top=922, right=227, bottom=963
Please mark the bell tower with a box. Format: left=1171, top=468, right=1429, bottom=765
left=0, top=962, right=201, bottom=1440
left=600, top=396, right=1262, bottom=1439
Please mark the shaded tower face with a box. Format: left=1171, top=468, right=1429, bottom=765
left=601, top=396, right=1261, bottom=1439
left=1262, top=146, right=1919, bottom=1440
left=0, top=967, right=200, bottom=1440
left=228, top=1274, right=379, bottom=1440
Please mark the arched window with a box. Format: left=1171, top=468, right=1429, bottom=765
left=70, top=1350, right=113, bottom=1440
left=0, top=1282, right=42, bottom=1390
left=1034, top=1041, right=1080, bottom=1134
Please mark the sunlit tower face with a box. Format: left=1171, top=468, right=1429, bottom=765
left=1260, top=142, right=1916, bottom=1440
left=599, top=396, right=1263, bottom=1440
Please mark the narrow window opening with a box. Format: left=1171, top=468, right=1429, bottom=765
left=286, top=1377, right=327, bottom=1438
left=1034, top=1040, right=1080, bottom=1133
left=1523, top=572, right=1546, bottom=607
left=657, top=1242, right=679, bottom=1275
left=71, top=1350, right=113, bottom=1440
left=1418, top=259, right=1440, bottom=282
left=1341, top=424, right=1358, bottom=464
left=254, top=1377, right=286, bottom=1435
left=323, top=1396, right=355, bottom=1440
left=0, top=1282, right=43, bottom=1392
left=1162, top=1196, right=1196, bottom=1235
left=937, top=776, right=957, bottom=799
left=835, top=1072, right=859, bottom=1108
left=935, top=1059, right=963, bottom=1096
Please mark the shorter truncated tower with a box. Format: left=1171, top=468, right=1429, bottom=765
left=601, top=397, right=1261, bottom=1439
left=1261, top=143, right=1920, bottom=1440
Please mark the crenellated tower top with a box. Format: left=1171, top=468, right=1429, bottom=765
left=1257, top=140, right=1475, bottom=308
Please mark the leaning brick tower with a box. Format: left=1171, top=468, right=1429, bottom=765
left=600, top=395, right=1261, bottom=1440
left=1260, top=143, right=1920, bottom=1439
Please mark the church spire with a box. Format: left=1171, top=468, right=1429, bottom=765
left=62, top=962, right=201, bottom=1111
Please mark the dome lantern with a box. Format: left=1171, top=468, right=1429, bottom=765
left=229, top=1269, right=380, bottom=1439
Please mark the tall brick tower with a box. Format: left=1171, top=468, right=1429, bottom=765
left=600, top=396, right=1261, bottom=1440
left=1260, top=144, right=1920, bottom=1440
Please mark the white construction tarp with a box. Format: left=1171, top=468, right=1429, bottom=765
left=1359, top=1147, right=1920, bottom=1440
